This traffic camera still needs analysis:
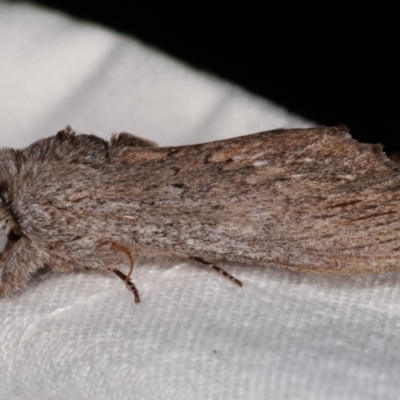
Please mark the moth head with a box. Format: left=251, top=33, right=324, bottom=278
left=0, top=149, right=22, bottom=247
left=0, top=196, right=22, bottom=265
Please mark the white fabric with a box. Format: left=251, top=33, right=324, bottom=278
left=1, top=3, right=399, bottom=400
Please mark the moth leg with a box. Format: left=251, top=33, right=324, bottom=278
left=0, top=237, right=43, bottom=298
left=189, top=256, right=243, bottom=287
left=0, top=238, right=15, bottom=263
left=104, top=242, right=140, bottom=302
left=112, top=268, right=140, bottom=303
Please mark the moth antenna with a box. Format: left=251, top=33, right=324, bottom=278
left=189, top=256, right=243, bottom=287
left=102, top=241, right=140, bottom=302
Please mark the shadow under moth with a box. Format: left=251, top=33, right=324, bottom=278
left=0, top=125, right=399, bottom=302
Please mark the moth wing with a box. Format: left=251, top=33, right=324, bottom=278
left=104, top=127, right=400, bottom=274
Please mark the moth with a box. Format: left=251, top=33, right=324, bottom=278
left=1, top=125, right=399, bottom=302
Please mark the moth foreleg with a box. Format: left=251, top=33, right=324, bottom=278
left=112, top=268, right=140, bottom=303
left=189, top=256, right=243, bottom=287
left=0, top=238, right=15, bottom=263
left=0, top=238, right=44, bottom=298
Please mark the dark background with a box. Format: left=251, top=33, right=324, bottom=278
left=27, top=2, right=399, bottom=155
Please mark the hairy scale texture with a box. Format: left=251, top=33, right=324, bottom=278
left=1, top=125, right=400, bottom=298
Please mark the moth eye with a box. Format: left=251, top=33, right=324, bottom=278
left=9, top=225, right=22, bottom=241
left=12, top=226, right=22, bottom=236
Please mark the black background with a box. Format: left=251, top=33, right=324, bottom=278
left=28, top=2, right=399, bottom=155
